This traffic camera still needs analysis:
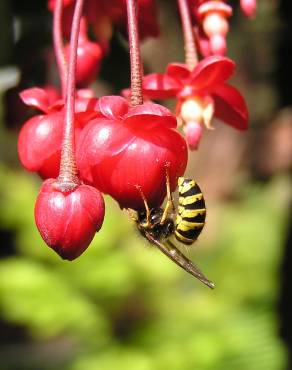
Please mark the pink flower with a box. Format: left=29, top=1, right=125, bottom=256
left=240, top=0, right=257, bottom=18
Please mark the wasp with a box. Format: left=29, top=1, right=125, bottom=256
left=132, top=173, right=214, bottom=289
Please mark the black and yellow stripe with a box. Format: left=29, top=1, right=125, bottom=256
left=175, top=177, right=206, bottom=245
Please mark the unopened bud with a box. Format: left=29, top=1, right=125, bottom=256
left=203, top=12, right=229, bottom=38
left=209, top=34, right=227, bottom=55
left=240, top=0, right=257, bottom=18
left=183, top=121, right=203, bottom=151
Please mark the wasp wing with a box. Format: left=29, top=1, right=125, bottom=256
left=144, top=232, right=214, bottom=289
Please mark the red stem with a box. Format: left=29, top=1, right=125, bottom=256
left=126, top=0, right=143, bottom=106
left=177, top=0, right=198, bottom=70
left=56, top=0, right=84, bottom=191
left=53, top=0, right=67, bottom=96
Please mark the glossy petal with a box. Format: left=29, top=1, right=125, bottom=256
left=35, top=179, right=105, bottom=260
left=18, top=113, right=64, bottom=177
left=20, top=87, right=52, bottom=113
left=91, top=128, right=188, bottom=210
left=64, top=38, right=103, bottom=87
left=76, top=118, right=134, bottom=184
left=166, top=63, right=191, bottom=82
left=124, top=103, right=177, bottom=129
left=143, top=73, right=181, bottom=99
left=190, top=56, right=235, bottom=90
left=76, top=112, right=187, bottom=210
left=18, top=111, right=88, bottom=179
left=211, top=83, right=249, bottom=130
left=98, top=96, right=129, bottom=119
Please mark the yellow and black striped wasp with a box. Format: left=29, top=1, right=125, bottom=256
left=133, top=174, right=214, bottom=289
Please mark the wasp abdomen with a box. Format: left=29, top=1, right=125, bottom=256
left=175, top=177, right=206, bottom=245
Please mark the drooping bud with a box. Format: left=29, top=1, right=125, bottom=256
left=35, top=179, right=105, bottom=260
left=64, top=19, right=103, bottom=86
left=197, top=1, right=232, bottom=56
left=183, top=121, right=203, bottom=150
left=240, top=0, right=257, bottom=18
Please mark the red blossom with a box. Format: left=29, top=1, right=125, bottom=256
left=64, top=29, right=103, bottom=87
left=76, top=96, right=188, bottom=210
left=48, top=0, right=159, bottom=43
left=35, top=178, right=105, bottom=260
left=240, top=0, right=257, bottom=18
left=17, top=87, right=100, bottom=179
left=142, top=56, right=248, bottom=132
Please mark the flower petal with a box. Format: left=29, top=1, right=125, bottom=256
left=124, top=102, right=177, bottom=129
left=20, top=87, right=52, bottom=112
left=166, top=63, right=191, bottom=82
left=190, top=56, right=235, bottom=90
left=211, top=84, right=249, bottom=130
left=142, top=73, right=181, bottom=99
left=98, top=95, right=129, bottom=119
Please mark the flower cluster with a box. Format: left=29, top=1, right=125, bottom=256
left=15, top=0, right=251, bottom=262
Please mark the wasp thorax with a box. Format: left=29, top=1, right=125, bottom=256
left=137, top=207, right=175, bottom=241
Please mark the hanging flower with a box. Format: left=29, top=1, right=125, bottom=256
left=64, top=19, right=103, bottom=86
left=240, top=0, right=257, bottom=18
left=35, top=178, right=105, bottom=260
left=76, top=95, right=188, bottom=211
left=194, top=0, right=232, bottom=56
left=48, top=0, right=159, bottom=45
left=142, top=55, right=248, bottom=149
left=17, top=87, right=99, bottom=178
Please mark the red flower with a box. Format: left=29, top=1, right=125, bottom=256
left=240, top=0, right=256, bottom=18
left=17, top=87, right=99, bottom=179
left=64, top=25, right=103, bottom=87
left=48, top=0, right=159, bottom=43
left=142, top=56, right=248, bottom=136
left=76, top=96, right=188, bottom=210
left=35, top=179, right=105, bottom=260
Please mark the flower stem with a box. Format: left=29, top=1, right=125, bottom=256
left=53, top=0, right=67, bottom=96
left=178, top=0, right=198, bottom=70
left=56, top=0, right=84, bottom=192
left=126, top=0, right=143, bottom=106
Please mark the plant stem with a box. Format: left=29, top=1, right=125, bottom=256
left=53, top=0, right=67, bottom=96
left=178, top=0, right=198, bottom=70
left=126, top=0, right=143, bottom=106
left=56, top=0, right=84, bottom=191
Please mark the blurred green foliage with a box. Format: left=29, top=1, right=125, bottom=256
left=0, top=163, right=290, bottom=370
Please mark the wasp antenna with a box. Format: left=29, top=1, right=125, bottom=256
left=145, top=232, right=214, bottom=289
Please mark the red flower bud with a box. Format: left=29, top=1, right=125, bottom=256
left=183, top=121, right=203, bottom=150
left=64, top=37, right=103, bottom=87
left=240, top=0, right=257, bottom=18
left=35, top=179, right=105, bottom=260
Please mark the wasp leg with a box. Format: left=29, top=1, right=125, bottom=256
left=127, top=209, right=138, bottom=222
left=136, top=186, right=151, bottom=228
left=160, top=167, right=175, bottom=225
